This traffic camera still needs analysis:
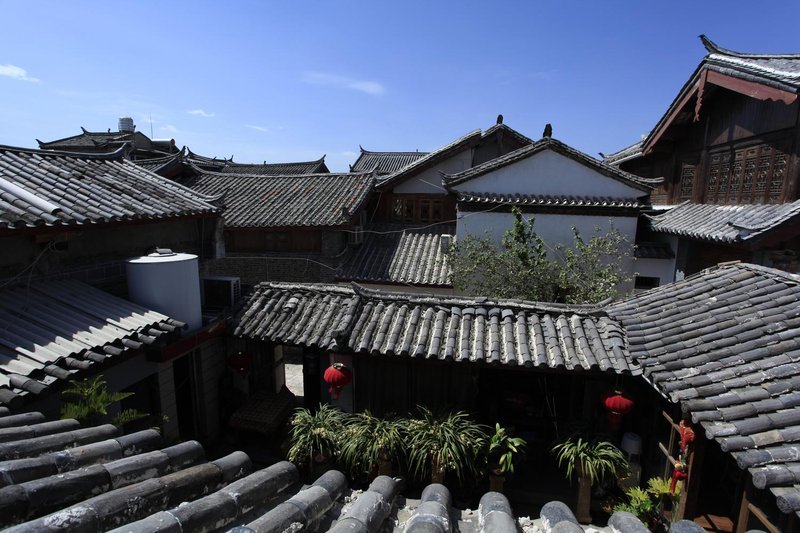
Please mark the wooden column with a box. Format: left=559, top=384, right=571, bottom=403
left=692, top=114, right=712, bottom=204
left=676, top=430, right=706, bottom=520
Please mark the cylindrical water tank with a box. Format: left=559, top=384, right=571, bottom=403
left=126, top=250, right=202, bottom=331
left=118, top=117, right=135, bottom=132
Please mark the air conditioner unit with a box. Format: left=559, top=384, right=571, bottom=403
left=201, top=275, right=241, bottom=308
left=348, top=226, right=364, bottom=245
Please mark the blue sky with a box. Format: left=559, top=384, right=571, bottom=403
left=1, top=1, right=799, bottom=171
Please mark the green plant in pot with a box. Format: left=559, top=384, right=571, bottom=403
left=552, top=435, right=628, bottom=524
left=405, top=407, right=488, bottom=485
left=287, top=404, right=347, bottom=474
left=340, top=411, right=405, bottom=478
left=488, top=423, right=527, bottom=492
left=614, top=477, right=680, bottom=530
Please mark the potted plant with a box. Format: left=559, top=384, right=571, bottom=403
left=552, top=435, right=628, bottom=524
left=405, top=407, right=488, bottom=485
left=614, top=477, right=680, bottom=531
left=487, top=423, right=527, bottom=492
left=287, top=404, right=347, bottom=474
left=340, top=411, right=405, bottom=479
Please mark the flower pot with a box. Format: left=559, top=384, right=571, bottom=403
left=489, top=472, right=506, bottom=493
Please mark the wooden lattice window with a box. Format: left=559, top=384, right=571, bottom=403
left=705, top=142, right=789, bottom=204
left=679, top=164, right=695, bottom=200
left=769, top=151, right=788, bottom=203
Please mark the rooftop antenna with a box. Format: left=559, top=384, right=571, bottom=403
left=149, top=113, right=154, bottom=139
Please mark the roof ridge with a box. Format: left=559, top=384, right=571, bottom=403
left=0, top=144, right=127, bottom=161
left=701, top=34, right=800, bottom=60
left=223, top=156, right=327, bottom=167
left=260, top=281, right=607, bottom=315
left=357, top=148, right=431, bottom=155
left=188, top=163, right=371, bottom=180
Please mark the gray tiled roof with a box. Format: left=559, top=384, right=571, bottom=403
left=131, top=150, right=184, bottom=175
left=602, top=141, right=644, bottom=167
left=37, top=129, right=138, bottom=150
left=443, top=137, right=660, bottom=192
left=701, top=35, right=800, bottom=91
left=235, top=283, right=636, bottom=373
left=376, top=130, right=483, bottom=189
left=457, top=192, right=646, bottom=209
left=350, top=148, right=430, bottom=174
left=648, top=200, right=800, bottom=243
left=216, top=158, right=328, bottom=175
left=0, top=280, right=184, bottom=408
left=608, top=263, right=800, bottom=518
left=337, top=225, right=454, bottom=287
left=184, top=169, right=374, bottom=228
left=0, top=146, right=220, bottom=230
left=186, top=149, right=328, bottom=175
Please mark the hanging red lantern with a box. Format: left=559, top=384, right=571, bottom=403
left=679, top=420, right=695, bottom=453
left=323, top=363, right=352, bottom=400
left=228, top=351, right=254, bottom=375
left=602, top=390, right=634, bottom=430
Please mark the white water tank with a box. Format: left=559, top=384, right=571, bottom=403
left=126, top=250, right=202, bottom=331
left=118, top=117, right=135, bottom=132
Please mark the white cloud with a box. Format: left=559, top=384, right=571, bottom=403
left=187, top=109, right=214, bottom=117
left=245, top=124, right=271, bottom=133
left=0, top=64, right=39, bottom=83
left=160, top=124, right=178, bottom=133
left=302, top=72, right=385, bottom=95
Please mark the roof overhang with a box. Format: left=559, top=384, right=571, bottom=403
left=643, top=66, right=799, bottom=155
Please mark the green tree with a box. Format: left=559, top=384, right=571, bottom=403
left=447, top=208, right=633, bottom=304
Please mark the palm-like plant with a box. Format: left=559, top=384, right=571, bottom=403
left=405, top=407, right=488, bottom=485
left=287, top=404, right=348, bottom=469
left=551, top=436, right=628, bottom=485
left=340, top=411, right=405, bottom=477
left=552, top=435, right=628, bottom=523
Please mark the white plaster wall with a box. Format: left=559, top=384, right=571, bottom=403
left=634, top=257, right=676, bottom=286
left=393, top=148, right=473, bottom=194
left=450, top=149, right=644, bottom=198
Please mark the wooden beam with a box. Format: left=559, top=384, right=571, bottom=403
left=677, top=429, right=706, bottom=520
left=735, top=484, right=751, bottom=533
left=706, top=70, right=798, bottom=106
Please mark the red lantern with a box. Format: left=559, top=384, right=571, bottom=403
left=228, top=352, right=254, bottom=375
left=323, top=363, right=352, bottom=400
left=602, top=390, right=634, bottom=430
left=679, top=420, right=695, bottom=453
